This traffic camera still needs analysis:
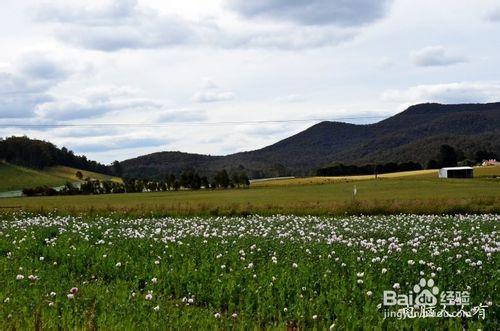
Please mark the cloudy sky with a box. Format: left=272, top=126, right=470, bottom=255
left=1, top=0, right=500, bottom=163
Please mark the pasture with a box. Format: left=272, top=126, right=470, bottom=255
left=0, top=167, right=499, bottom=215
left=0, top=163, right=68, bottom=192
left=0, top=214, right=497, bottom=329
left=250, top=167, right=499, bottom=187
left=0, top=163, right=121, bottom=193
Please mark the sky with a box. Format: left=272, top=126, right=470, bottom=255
left=1, top=0, right=500, bottom=163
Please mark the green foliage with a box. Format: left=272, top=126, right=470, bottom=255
left=0, top=136, right=111, bottom=174
left=437, top=145, right=458, bottom=168
left=0, top=214, right=497, bottom=329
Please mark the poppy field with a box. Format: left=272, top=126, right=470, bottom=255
left=0, top=213, right=498, bottom=329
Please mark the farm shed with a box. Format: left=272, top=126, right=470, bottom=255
left=438, top=166, right=473, bottom=178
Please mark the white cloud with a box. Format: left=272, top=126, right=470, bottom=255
left=192, top=79, right=235, bottom=103
left=382, top=82, right=500, bottom=105
left=202, top=78, right=218, bottom=89
left=411, top=46, right=467, bottom=67
left=37, top=85, right=162, bottom=120
left=192, top=91, right=235, bottom=103
left=218, top=25, right=355, bottom=50
left=275, top=94, right=307, bottom=103
left=69, top=135, right=168, bottom=153
left=156, top=109, right=207, bottom=122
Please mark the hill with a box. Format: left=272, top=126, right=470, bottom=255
left=120, top=102, right=500, bottom=179
left=0, top=162, right=122, bottom=193
left=0, top=162, right=68, bottom=192
left=0, top=136, right=113, bottom=175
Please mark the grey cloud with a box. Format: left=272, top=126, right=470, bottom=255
left=226, top=0, right=392, bottom=26
left=0, top=54, right=69, bottom=119
left=55, top=18, right=195, bottom=51
left=411, top=46, right=467, bottom=67
left=37, top=87, right=162, bottom=120
left=0, top=92, right=51, bottom=118
left=34, top=1, right=196, bottom=51
left=488, top=7, right=500, bottom=21
left=34, top=0, right=139, bottom=25
left=19, top=53, right=70, bottom=81
left=34, top=1, right=369, bottom=51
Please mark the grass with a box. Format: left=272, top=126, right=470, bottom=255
left=0, top=163, right=68, bottom=192
left=0, top=162, right=121, bottom=192
left=1, top=170, right=499, bottom=216
left=251, top=167, right=499, bottom=187
left=0, top=214, right=497, bottom=329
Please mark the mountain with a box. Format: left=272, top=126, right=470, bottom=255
left=120, top=102, right=500, bottom=179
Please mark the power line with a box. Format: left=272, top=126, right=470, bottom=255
left=0, top=115, right=388, bottom=128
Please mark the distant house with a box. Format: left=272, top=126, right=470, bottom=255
left=438, top=166, right=473, bottom=178
left=482, top=159, right=499, bottom=166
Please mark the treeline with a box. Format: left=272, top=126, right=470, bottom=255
left=426, top=145, right=497, bottom=169
left=23, top=169, right=250, bottom=196
left=0, top=136, right=112, bottom=174
left=317, top=162, right=422, bottom=176
left=22, top=181, right=126, bottom=197
left=124, top=169, right=250, bottom=191
left=317, top=145, right=498, bottom=176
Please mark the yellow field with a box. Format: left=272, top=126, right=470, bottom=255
left=44, top=166, right=122, bottom=183
left=250, top=166, right=499, bottom=187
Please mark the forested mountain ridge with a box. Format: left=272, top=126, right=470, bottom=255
left=120, top=102, right=500, bottom=179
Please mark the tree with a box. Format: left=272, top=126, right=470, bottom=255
left=201, top=176, right=209, bottom=189
left=173, top=180, right=180, bottom=191
left=166, top=174, right=176, bottom=190
left=426, top=159, right=438, bottom=169
left=231, top=173, right=241, bottom=188
left=112, top=160, right=123, bottom=176
left=215, top=169, right=230, bottom=188
left=75, top=171, right=83, bottom=180
left=475, top=151, right=497, bottom=164
left=437, top=145, right=458, bottom=168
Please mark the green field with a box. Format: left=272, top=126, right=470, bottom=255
left=0, top=163, right=68, bottom=192
left=0, top=163, right=121, bottom=192
left=0, top=214, right=497, bottom=329
left=251, top=167, right=499, bottom=187
left=1, top=167, right=499, bottom=215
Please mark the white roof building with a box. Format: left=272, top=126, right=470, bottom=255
left=438, top=166, right=473, bottom=178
